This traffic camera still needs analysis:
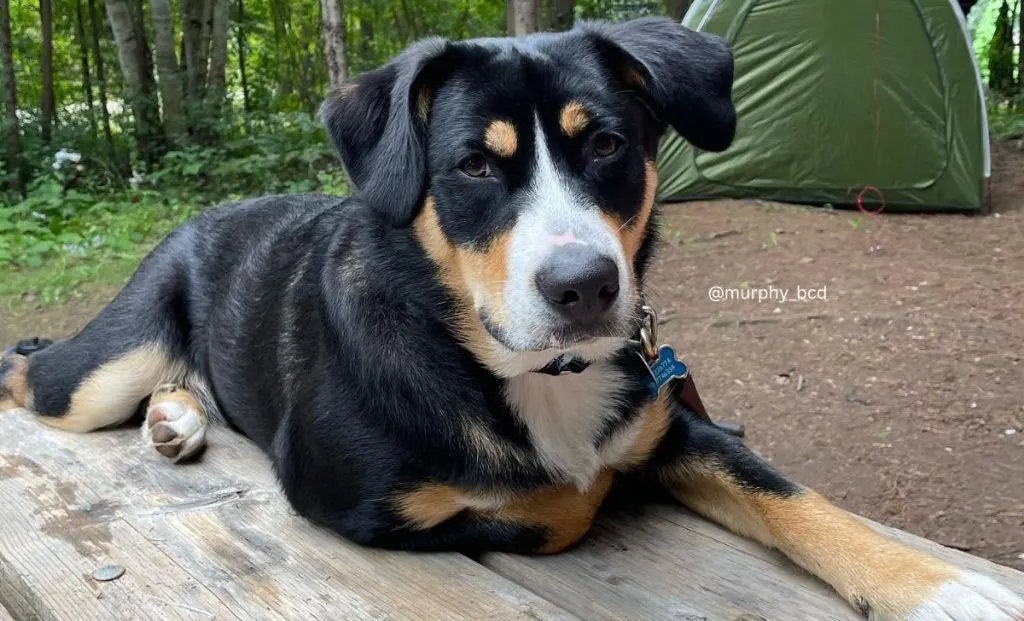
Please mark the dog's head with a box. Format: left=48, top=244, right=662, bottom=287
left=321, top=17, right=735, bottom=376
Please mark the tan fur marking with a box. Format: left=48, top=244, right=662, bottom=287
left=412, top=198, right=513, bottom=364
left=41, top=345, right=185, bottom=433
left=394, top=472, right=616, bottom=553
left=615, top=394, right=671, bottom=469
left=0, top=354, right=31, bottom=411
left=601, top=160, right=658, bottom=263
left=484, top=120, right=518, bottom=158
left=626, top=67, right=647, bottom=89
left=666, top=463, right=957, bottom=617
left=338, top=81, right=358, bottom=97
left=559, top=102, right=590, bottom=137
left=498, top=470, right=616, bottom=553
left=395, top=484, right=465, bottom=530
left=417, top=86, right=433, bottom=123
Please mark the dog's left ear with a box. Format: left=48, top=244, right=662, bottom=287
left=319, top=38, right=458, bottom=226
left=582, top=16, right=736, bottom=152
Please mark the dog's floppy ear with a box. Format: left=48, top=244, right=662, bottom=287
left=582, top=16, right=736, bottom=152
left=319, top=37, right=457, bottom=226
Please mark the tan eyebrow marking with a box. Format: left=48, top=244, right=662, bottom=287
left=560, top=101, right=590, bottom=137
left=484, top=120, right=518, bottom=158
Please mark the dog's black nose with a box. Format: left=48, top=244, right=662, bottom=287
left=535, top=245, right=619, bottom=324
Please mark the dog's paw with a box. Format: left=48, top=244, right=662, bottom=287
left=898, top=572, right=1024, bottom=621
left=0, top=352, right=29, bottom=411
left=143, top=392, right=208, bottom=463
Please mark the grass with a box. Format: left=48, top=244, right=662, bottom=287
left=0, top=248, right=148, bottom=310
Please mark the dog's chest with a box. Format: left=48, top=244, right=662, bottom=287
left=504, top=363, right=639, bottom=489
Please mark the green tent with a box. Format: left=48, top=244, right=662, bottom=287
left=657, top=0, right=991, bottom=213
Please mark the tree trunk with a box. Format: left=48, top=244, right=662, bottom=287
left=320, top=0, right=348, bottom=89
left=40, top=0, right=55, bottom=144
left=180, top=0, right=209, bottom=116
left=197, top=0, right=214, bottom=87
left=0, top=0, right=22, bottom=194
left=205, top=0, right=229, bottom=118
left=506, top=0, right=515, bottom=36
left=549, top=0, right=573, bottom=31
left=89, top=0, right=120, bottom=169
left=665, top=0, right=691, bottom=21
left=511, top=0, right=538, bottom=37
left=75, top=0, right=98, bottom=139
left=1018, top=0, right=1023, bottom=101
left=236, top=0, right=250, bottom=116
left=150, top=0, right=188, bottom=141
left=105, top=0, right=164, bottom=165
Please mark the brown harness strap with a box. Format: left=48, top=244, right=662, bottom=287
left=671, top=373, right=745, bottom=438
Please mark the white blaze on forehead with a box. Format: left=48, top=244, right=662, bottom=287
left=527, top=113, right=581, bottom=223
left=482, top=112, right=634, bottom=376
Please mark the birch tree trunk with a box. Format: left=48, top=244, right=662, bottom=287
left=510, top=0, right=537, bottom=37
left=105, top=0, right=164, bottom=165
left=150, top=0, right=187, bottom=141
left=40, top=0, right=55, bottom=144
left=0, top=0, right=22, bottom=193
left=320, top=0, right=348, bottom=89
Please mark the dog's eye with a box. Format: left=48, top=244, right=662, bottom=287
left=459, top=154, right=491, bottom=178
left=592, top=133, right=623, bottom=159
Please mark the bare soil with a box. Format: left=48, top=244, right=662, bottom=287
left=2, top=141, right=1022, bottom=571
left=648, top=140, right=1024, bottom=571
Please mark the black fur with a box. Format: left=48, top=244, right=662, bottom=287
left=8, top=18, right=798, bottom=555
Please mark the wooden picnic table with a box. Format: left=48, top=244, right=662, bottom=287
left=2, top=408, right=1022, bottom=621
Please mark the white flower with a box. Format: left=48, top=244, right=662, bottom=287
left=129, top=170, right=145, bottom=188
left=53, top=148, right=82, bottom=170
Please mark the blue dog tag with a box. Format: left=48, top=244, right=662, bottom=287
left=642, top=344, right=689, bottom=398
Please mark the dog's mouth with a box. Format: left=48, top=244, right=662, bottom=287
left=479, top=310, right=626, bottom=354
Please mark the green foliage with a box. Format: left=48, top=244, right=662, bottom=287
left=971, top=0, right=1021, bottom=87
left=987, top=0, right=1018, bottom=96
left=988, top=95, right=1024, bottom=139
left=0, top=112, right=349, bottom=276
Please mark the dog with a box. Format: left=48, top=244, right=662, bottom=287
left=2, top=16, right=1022, bottom=621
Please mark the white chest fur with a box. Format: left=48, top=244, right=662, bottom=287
left=504, top=362, right=639, bottom=489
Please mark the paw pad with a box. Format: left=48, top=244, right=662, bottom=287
left=144, top=399, right=207, bottom=463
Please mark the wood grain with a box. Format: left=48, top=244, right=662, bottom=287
left=483, top=503, right=1024, bottom=621
left=0, top=410, right=578, bottom=621
left=4, top=405, right=1022, bottom=621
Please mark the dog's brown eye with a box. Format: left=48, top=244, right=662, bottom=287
left=592, top=133, right=622, bottom=159
left=460, top=154, right=491, bottom=178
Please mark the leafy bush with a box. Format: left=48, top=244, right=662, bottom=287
left=0, top=112, right=349, bottom=273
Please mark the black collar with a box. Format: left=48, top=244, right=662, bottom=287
left=534, top=354, right=592, bottom=376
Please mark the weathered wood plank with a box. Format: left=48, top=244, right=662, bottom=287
left=0, top=604, right=14, bottom=621
left=484, top=504, right=1024, bottom=621
left=0, top=410, right=579, bottom=621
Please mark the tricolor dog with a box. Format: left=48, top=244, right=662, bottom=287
left=2, top=17, right=1022, bottom=621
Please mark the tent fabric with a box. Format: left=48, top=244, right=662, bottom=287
left=657, top=0, right=990, bottom=213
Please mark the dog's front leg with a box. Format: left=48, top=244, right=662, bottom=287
left=651, top=403, right=1024, bottom=621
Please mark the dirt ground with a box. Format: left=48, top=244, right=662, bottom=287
left=2, top=142, right=1022, bottom=571
left=649, top=140, right=1024, bottom=571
